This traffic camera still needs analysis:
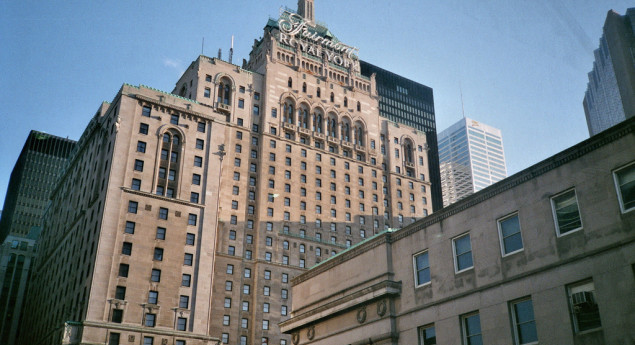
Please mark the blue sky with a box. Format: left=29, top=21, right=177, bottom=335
left=0, top=0, right=631, bottom=206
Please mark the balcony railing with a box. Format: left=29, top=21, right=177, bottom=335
left=283, top=122, right=296, bottom=131
left=217, top=102, right=231, bottom=114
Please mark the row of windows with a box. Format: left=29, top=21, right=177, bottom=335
left=413, top=162, right=635, bottom=288
left=418, top=279, right=603, bottom=344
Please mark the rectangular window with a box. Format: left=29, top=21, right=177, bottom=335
left=194, top=156, right=203, bottom=167
left=461, top=312, right=482, bottom=345
left=419, top=325, right=436, bottom=345
left=192, top=174, right=201, bottom=185
left=188, top=213, right=197, bottom=225
left=186, top=233, right=195, bottom=245
left=137, top=141, right=146, bottom=153
left=413, top=250, right=430, bottom=286
left=550, top=189, right=582, bottom=236
left=190, top=192, right=199, bottom=203
left=112, top=309, right=123, bottom=323
left=510, top=298, right=538, bottom=345
left=142, top=105, right=151, bottom=117
left=121, top=242, right=132, bottom=255
left=184, top=253, right=193, bottom=266
left=196, top=139, right=204, bottom=149
left=182, top=274, right=191, bottom=287
left=204, top=87, right=211, bottom=98
left=154, top=248, right=164, bottom=261
left=115, top=286, right=126, bottom=300
left=613, top=161, right=635, bottom=213
left=159, top=207, right=168, bottom=220
left=128, top=201, right=138, bottom=214
left=498, top=213, right=523, bottom=255
left=238, top=99, right=245, bottom=108
left=134, top=159, right=144, bottom=171
left=177, top=317, right=187, bottom=331
left=118, top=264, right=129, bottom=277
left=453, top=234, right=473, bottom=272
left=179, top=295, right=189, bottom=309
left=171, top=114, right=179, bottom=125
left=148, top=290, right=158, bottom=304
left=151, top=269, right=161, bottom=282
left=131, top=178, right=141, bottom=191
left=198, top=122, right=206, bottom=132
left=145, top=313, right=156, bottom=327
left=108, top=333, right=120, bottom=345
left=567, top=280, right=601, bottom=333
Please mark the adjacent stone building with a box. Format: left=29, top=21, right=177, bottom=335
left=19, top=1, right=433, bottom=344
left=280, top=118, right=635, bottom=344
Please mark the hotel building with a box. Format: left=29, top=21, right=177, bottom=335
left=438, top=117, right=506, bottom=207
left=19, top=1, right=433, bottom=344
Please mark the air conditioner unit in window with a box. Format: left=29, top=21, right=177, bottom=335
left=571, top=291, right=596, bottom=307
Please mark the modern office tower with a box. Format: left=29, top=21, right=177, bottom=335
left=281, top=117, right=635, bottom=345
left=20, top=1, right=433, bottom=344
left=0, top=130, right=75, bottom=345
left=0, top=131, right=76, bottom=242
left=583, top=8, right=635, bottom=136
left=438, top=117, right=506, bottom=207
left=359, top=61, right=442, bottom=212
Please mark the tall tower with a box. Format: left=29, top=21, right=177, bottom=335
left=583, top=8, right=635, bottom=136
left=297, top=0, right=315, bottom=24
left=438, top=117, right=506, bottom=207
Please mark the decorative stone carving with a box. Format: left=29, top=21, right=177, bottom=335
left=307, top=326, right=315, bottom=340
left=292, top=332, right=300, bottom=345
left=377, top=299, right=387, bottom=317
left=356, top=307, right=367, bottom=323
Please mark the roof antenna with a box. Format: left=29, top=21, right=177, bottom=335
left=229, top=35, right=234, bottom=64
left=201, top=37, right=205, bottom=55
left=218, top=48, right=222, bottom=60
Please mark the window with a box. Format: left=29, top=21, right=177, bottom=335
left=228, top=246, right=236, bottom=255
left=240, top=336, right=247, bottom=345
left=118, top=264, right=129, bottom=277
left=121, top=242, right=132, bottom=255
left=221, top=334, right=228, bottom=344
left=192, top=174, right=201, bottom=185
left=283, top=255, right=289, bottom=265
left=188, top=213, right=197, bottom=225
left=182, top=274, right=191, bottom=287
left=204, top=87, right=211, bottom=98
left=194, top=156, right=203, bottom=167
left=186, top=233, right=195, bottom=245
left=223, top=315, right=230, bottom=326
left=262, top=320, right=269, bottom=330
left=225, top=281, right=233, bottom=291
left=115, top=286, right=126, bottom=300
left=198, top=121, right=206, bottom=132
left=190, top=192, right=199, bottom=203
left=510, top=298, right=538, bottom=344
left=148, top=290, right=158, bottom=304
left=145, top=313, right=156, bottom=327
left=159, top=207, right=168, bottom=220
left=282, top=273, right=289, bottom=283
left=238, top=99, right=245, bottom=108
left=170, top=114, right=179, bottom=125
left=264, top=286, right=270, bottom=296
left=179, top=295, right=189, bottom=309
left=143, top=337, right=154, bottom=345
left=281, top=289, right=288, bottom=299
left=613, top=162, right=635, bottom=213
left=265, top=252, right=272, bottom=261
left=414, top=251, right=430, bottom=286
left=128, top=201, right=138, bottom=214
left=461, top=312, right=482, bottom=345
left=234, top=158, right=241, bottom=167
left=281, top=305, right=288, bottom=316
left=242, top=301, right=249, bottom=311
left=154, top=248, right=164, bottom=261
left=550, top=189, right=582, bottom=236
left=131, top=178, right=141, bottom=191
left=498, top=213, right=523, bottom=255
left=109, top=332, right=121, bottom=345
left=134, top=159, right=144, bottom=172
left=453, top=234, right=473, bottom=272
left=264, top=270, right=271, bottom=279
left=151, top=269, right=161, bottom=282
left=263, top=303, right=270, bottom=313
left=184, top=253, right=193, bottom=266
left=136, top=140, right=147, bottom=153
left=419, top=325, right=436, bottom=345
left=226, top=264, right=234, bottom=274
left=224, top=298, right=231, bottom=308
left=243, top=284, right=250, bottom=295
left=567, top=280, right=601, bottom=333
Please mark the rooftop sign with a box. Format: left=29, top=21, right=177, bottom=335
left=277, top=11, right=359, bottom=69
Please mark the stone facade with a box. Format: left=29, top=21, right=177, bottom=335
left=19, top=1, right=433, bottom=344
left=281, top=118, right=635, bottom=345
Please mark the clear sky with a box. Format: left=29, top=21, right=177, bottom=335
left=0, top=0, right=631, bottom=207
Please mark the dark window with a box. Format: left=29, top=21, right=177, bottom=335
left=154, top=248, right=164, bottom=261
left=115, top=286, right=126, bottom=300
left=182, top=274, right=191, bottom=287
left=125, top=221, right=135, bottom=234
left=184, top=253, right=193, bottom=266
left=134, top=160, right=144, bottom=171
left=194, top=156, right=203, bottom=167
left=131, top=178, right=141, bottom=191
left=197, top=122, right=206, bottom=132
left=192, top=174, right=201, bottom=185
left=145, top=313, right=156, bottom=327
left=139, top=123, right=149, bottom=134
left=171, top=114, right=179, bottom=125
left=186, top=233, right=195, bottom=245
left=121, top=242, right=132, bottom=255
left=159, top=207, right=168, bottom=220
left=151, top=269, right=161, bottom=282
left=118, top=264, right=129, bottom=277
left=196, top=139, right=204, bottom=149
left=179, top=295, right=189, bottom=309
left=142, top=106, right=151, bottom=117
left=177, top=317, right=187, bottom=331
left=156, top=227, right=166, bottom=240
left=148, top=290, right=158, bottom=304
left=137, top=141, right=146, bottom=153
left=128, top=201, right=138, bottom=214
left=238, top=99, right=245, bottom=108
left=190, top=192, right=199, bottom=203
left=112, top=310, right=123, bottom=324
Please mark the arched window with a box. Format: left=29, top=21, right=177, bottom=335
left=327, top=113, right=338, bottom=138
left=357, top=101, right=361, bottom=111
left=157, top=130, right=182, bottom=197
left=288, top=77, right=293, bottom=88
left=217, top=77, right=232, bottom=105
left=283, top=98, right=295, bottom=124
left=354, top=121, right=365, bottom=146
left=313, top=109, right=324, bottom=133
left=330, top=92, right=334, bottom=102
left=341, top=118, right=351, bottom=142
left=404, top=139, right=414, bottom=163
left=344, top=97, right=348, bottom=107
left=317, top=87, right=321, bottom=98
left=298, top=104, right=309, bottom=129
left=163, top=133, right=170, bottom=142
left=302, top=82, right=307, bottom=93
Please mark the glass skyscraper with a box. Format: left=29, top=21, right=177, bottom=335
left=438, top=117, right=506, bottom=207
left=360, top=61, right=443, bottom=212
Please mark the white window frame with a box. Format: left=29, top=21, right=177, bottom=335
left=497, top=212, right=524, bottom=256
left=550, top=188, right=583, bottom=237
left=452, top=233, right=473, bottom=273
left=413, top=250, right=431, bottom=288
left=613, top=161, right=635, bottom=213
left=460, top=311, right=482, bottom=345
left=567, top=280, right=602, bottom=333
left=418, top=324, right=436, bottom=345
left=509, top=297, right=538, bottom=345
